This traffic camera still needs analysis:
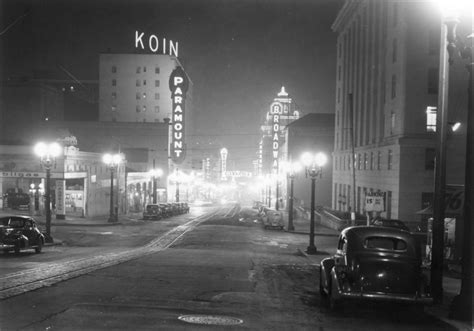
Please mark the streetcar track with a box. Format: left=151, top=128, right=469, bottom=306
left=0, top=207, right=225, bottom=300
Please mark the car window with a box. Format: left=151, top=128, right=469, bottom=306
left=9, top=218, right=25, bottom=228
left=364, top=237, right=407, bottom=251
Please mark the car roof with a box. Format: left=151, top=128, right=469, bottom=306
left=342, top=225, right=414, bottom=240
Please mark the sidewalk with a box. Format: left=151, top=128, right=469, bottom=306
left=0, top=208, right=143, bottom=227
left=290, top=217, right=470, bottom=331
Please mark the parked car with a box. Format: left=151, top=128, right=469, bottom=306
left=259, top=208, right=284, bottom=230
left=320, top=226, right=432, bottom=310
left=143, top=204, right=163, bottom=220
left=0, top=215, right=45, bottom=254
left=370, top=218, right=410, bottom=232
left=159, top=203, right=172, bottom=218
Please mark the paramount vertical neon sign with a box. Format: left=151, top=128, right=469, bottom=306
left=270, top=102, right=283, bottom=174
left=169, top=67, right=188, bottom=164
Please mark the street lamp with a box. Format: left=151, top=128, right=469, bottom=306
left=434, top=0, right=473, bottom=318
left=431, top=0, right=472, bottom=307
left=149, top=168, right=163, bottom=204
left=103, top=153, right=122, bottom=222
left=282, top=160, right=302, bottom=232
left=34, top=141, right=62, bottom=241
left=301, top=151, right=327, bottom=255
left=29, top=182, right=44, bottom=214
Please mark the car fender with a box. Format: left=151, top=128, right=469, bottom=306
left=320, top=258, right=335, bottom=292
left=330, top=266, right=342, bottom=300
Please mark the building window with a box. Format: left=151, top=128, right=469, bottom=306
left=155, top=93, right=160, bottom=100
left=111, top=105, right=117, bottom=112
left=388, top=150, right=393, bottom=170
left=143, top=66, right=147, bottom=72
left=391, top=111, right=396, bottom=134
left=112, top=92, right=116, bottom=99
left=136, top=67, right=141, bottom=74
left=136, top=92, right=140, bottom=100
left=377, top=151, right=381, bottom=170
left=136, top=79, right=141, bottom=87
left=348, top=155, right=351, bottom=170
left=392, top=38, right=397, bottom=63
left=143, top=80, right=146, bottom=86
left=358, top=153, right=362, bottom=170
left=142, top=105, right=147, bottom=112
left=136, top=105, right=140, bottom=113
left=428, top=68, right=438, bottom=94
left=428, top=29, right=439, bottom=55
left=154, top=106, right=160, bottom=113
left=112, top=79, right=116, bottom=86
left=426, top=106, right=437, bottom=132
left=142, top=93, right=147, bottom=99
left=392, top=2, right=398, bottom=26
left=425, top=148, right=436, bottom=170
left=391, top=75, right=396, bottom=99
left=155, top=80, right=160, bottom=87
left=338, top=65, right=341, bottom=81
left=155, top=67, right=160, bottom=74
left=364, top=153, right=368, bottom=170
left=111, top=66, right=117, bottom=73
left=370, top=152, right=374, bottom=170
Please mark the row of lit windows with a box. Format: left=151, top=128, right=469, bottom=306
left=110, top=92, right=160, bottom=101
left=110, top=105, right=160, bottom=113
left=334, top=150, right=393, bottom=171
left=110, top=79, right=160, bottom=87
left=111, top=66, right=160, bottom=74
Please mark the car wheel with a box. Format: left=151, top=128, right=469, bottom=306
left=35, top=240, right=43, bottom=253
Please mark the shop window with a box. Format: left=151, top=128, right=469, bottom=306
left=426, top=106, right=437, bottom=132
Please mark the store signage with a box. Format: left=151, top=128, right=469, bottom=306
left=226, top=171, right=252, bottom=178
left=56, top=180, right=66, bottom=219
left=135, top=31, right=179, bottom=57
left=270, top=102, right=283, bottom=173
left=0, top=171, right=63, bottom=179
left=365, top=192, right=385, bottom=212
left=169, top=67, right=189, bottom=164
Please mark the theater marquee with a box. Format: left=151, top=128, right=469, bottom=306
left=169, top=66, right=188, bottom=164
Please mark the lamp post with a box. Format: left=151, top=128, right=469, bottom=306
left=149, top=168, right=163, bottom=204
left=29, top=183, right=43, bottom=214
left=283, top=160, right=302, bottom=232
left=301, top=152, right=327, bottom=255
left=103, top=153, right=122, bottom=223
left=34, top=142, right=62, bottom=241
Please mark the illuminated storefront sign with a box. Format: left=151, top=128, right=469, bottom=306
left=169, top=66, right=189, bottom=164
left=135, top=31, right=179, bottom=57
left=270, top=102, right=283, bottom=174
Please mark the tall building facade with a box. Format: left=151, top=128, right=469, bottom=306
left=331, top=1, right=467, bottom=224
left=99, top=53, right=193, bottom=124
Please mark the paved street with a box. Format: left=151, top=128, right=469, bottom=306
left=0, top=205, right=466, bottom=330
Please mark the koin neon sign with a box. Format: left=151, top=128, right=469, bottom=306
left=169, top=67, right=188, bottom=164
left=135, top=31, right=179, bottom=57
left=270, top=102, right=283, bottom=174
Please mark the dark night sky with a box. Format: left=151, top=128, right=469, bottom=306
left=1, top=0, right=343, bottom=168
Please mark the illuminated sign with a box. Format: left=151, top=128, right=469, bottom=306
left=169, top=67, right=189, bottom=164
left=270, top=102, right=283, bottom=173
left=135, top=31, right=179, bottom=57
left=226, top=171, right=252, bottom=178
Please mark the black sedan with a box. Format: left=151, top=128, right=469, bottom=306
left=0, top=215, right=45, bottom=254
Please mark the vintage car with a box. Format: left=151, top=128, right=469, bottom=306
left=320, top=226, right=432, bottom=309
left=0, top=215, right=45, bottom=254
left=259, top=207, right=284, bottom=230
left=143, top=204, right=163, bottom=220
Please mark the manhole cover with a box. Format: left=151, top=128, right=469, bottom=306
left=178, top=314, right=243, bottom=325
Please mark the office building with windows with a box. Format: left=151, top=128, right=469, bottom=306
left=99, top=53, right=193, bottom=124
left=331, top=1, right=467, bottom=224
